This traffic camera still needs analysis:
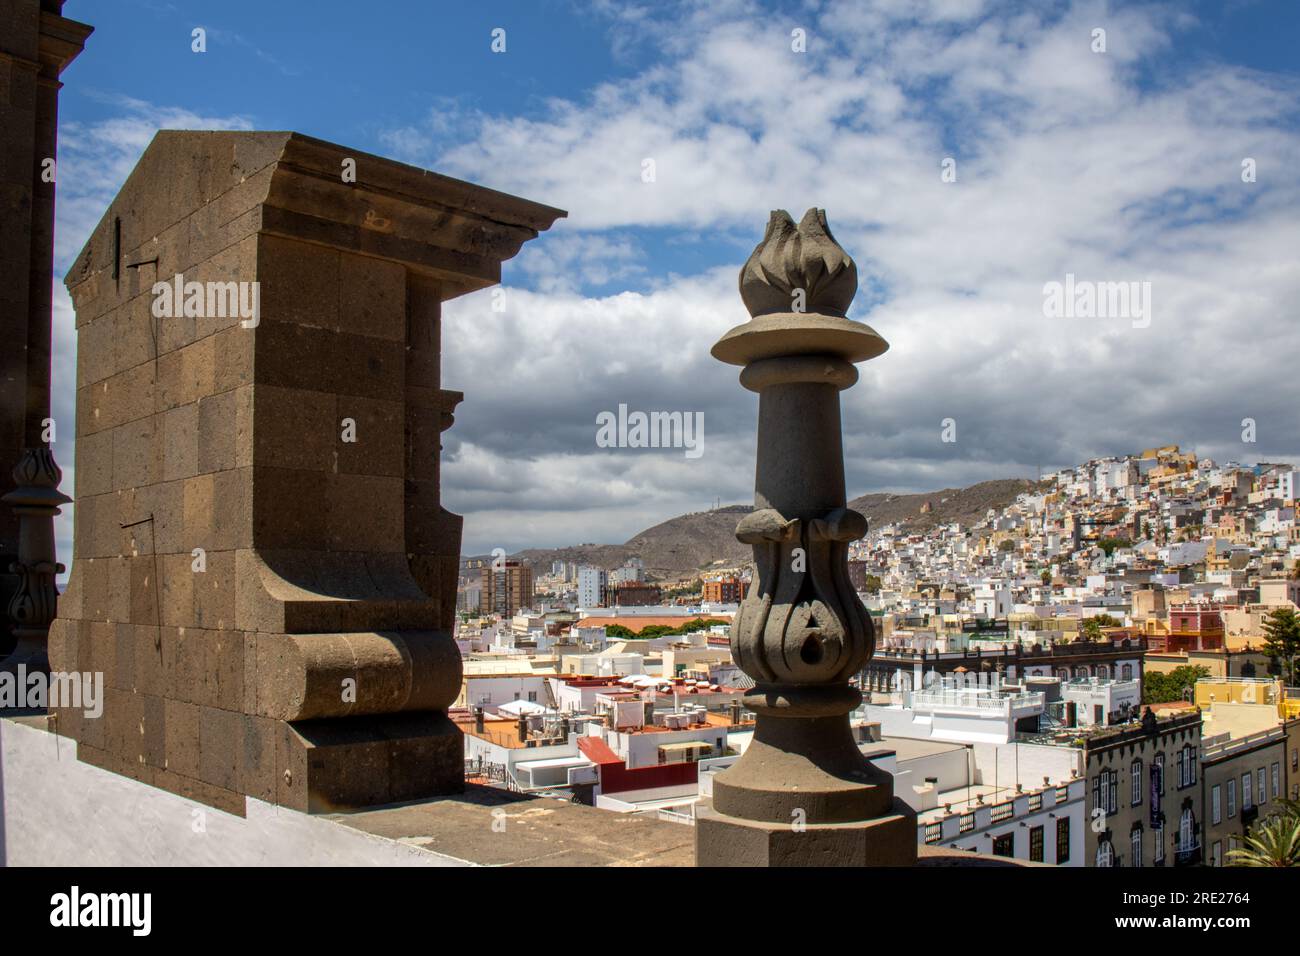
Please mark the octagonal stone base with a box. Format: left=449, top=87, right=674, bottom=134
left=695, top=799, right=917, bottom=867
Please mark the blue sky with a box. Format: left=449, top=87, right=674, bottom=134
left=50, top=0, right=1300, bottom=558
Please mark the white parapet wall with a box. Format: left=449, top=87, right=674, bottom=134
left=0, top=718, right=467, bottom=867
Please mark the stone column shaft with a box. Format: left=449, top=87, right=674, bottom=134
left=1, top=1, right=91, bottom=668
left=754, top=378, right=847, bottom=517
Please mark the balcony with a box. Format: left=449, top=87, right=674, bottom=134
left=909, top=690, right=1045, bottom=719
left=1173, top=842, right=1202, bottom=867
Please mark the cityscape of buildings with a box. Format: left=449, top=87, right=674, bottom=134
left=452, top=446, right=1300, bottom=866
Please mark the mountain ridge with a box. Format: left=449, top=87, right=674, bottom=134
left=464, top=478, right=1036, bottom=582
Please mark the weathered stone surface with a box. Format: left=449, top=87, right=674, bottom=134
left=49, top=130, right=564, bottom=812
left=695, top=801, right=916, bottom=867
left=700, top=210, right=915, bottom=866
left=1, top=1, right=92, bottom=664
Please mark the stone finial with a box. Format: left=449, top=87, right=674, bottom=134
left=738, top=208, right=858, bottom=318
left=697, top=208, right=914, bottom=867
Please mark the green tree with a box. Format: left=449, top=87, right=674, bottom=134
left=1097, top=537, right=1131, bottom=557
left=1142, top=664, right=1210, bottom=704
left=636, top=624, right=675, bottom=639
left=1261, top=606, right=1300, bottom=685
left=863, top=574, right=882, bottom=594
left=1079, top=614, right=1119, bottom=641
left=1039, top=569, right=1052, bottom=585
left=604, top=624, right=636, bottom=639
left=1226, top=813, right=1300, bottom=867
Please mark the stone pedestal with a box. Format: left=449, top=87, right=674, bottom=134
left=696, top=802, right=916, bottom=867
left=48, top=131, right=564, bottom=811
left=697, top=209, right=916, bottom=866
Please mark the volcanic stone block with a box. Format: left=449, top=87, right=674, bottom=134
left=201, top=627, right=243, bottom=710
left=113, top=622, right=136, bottom=691
left=134, top=625, right=164, bottom=698
left=87, top=620, right=116, bottom=677
left=696, top=802, right=917, bottom=867
left=232, top=717, right=271, bottom=803
left=164, top=697, right=200, bottom=778
left=193, top=550, right=234, bottom=630
left=199, top=704, right=243, bottom=792
left=51, top=130, right=564, bottom=812
left=161, top=626, right=204, bottom=704
left=142, top=693, right=167, bottom=768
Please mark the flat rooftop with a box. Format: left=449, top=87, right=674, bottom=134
left=878, top=736, right=970, bottom=762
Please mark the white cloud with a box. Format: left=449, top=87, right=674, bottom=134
left=44, top=2, right=1300, bottom=564
left=417, top=1, right=1300, bottom=553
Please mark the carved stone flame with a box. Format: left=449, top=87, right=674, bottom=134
left=738, top=208, right=858, bottom=319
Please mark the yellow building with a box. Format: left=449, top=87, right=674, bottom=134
left=1194, top=677, right=1286, bottom=710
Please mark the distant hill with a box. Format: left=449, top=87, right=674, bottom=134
left=848, top=479, right=1038, bottom=532
left=465, top=478, right=1036, bottom=583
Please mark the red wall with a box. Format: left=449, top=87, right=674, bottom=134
left=600, top=760, right=698, bottom=795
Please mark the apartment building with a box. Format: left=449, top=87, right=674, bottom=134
left=577, top=566, right=607, bottom=608
left=1201, top=724, right=1287, bottom=866
left=917, top=777, right=1086, bottom=865
left=602, top=582, right=663, bottom=606
left=479, top=560, right=536, bottom=617
left=1082, top=709, right=1203, bottom=867
left=701, top=577, right=746, bottom=603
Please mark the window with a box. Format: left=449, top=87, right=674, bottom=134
left=1211, top=840, right=1222, bottom=867
left=1227, top=778, right=1236, bottom=817
left=1131, top=760, right=1143, bottom=806
left=1030, top=825, right=1045, bottom=863
left=1154, top=754, right=1165, bottom=795
left=1272, top=762, right=1281, bottom=799
left=1056, top=817, right=1071, bottom=864
left=992, top=833, right=1014, bottom=858
left=1131, top=827, right=1143, bottom=868
left=1121, top=663, right=1134, bottom=681
left=1096, top=839, right=1114, bottom=867
left=1242, top=773, right=1253, bottom=811
left=527, top=691, right=538, bottom=702
left=1178, top=807, right=1196, bottom=853
left=1153, top=824, right=1165, bottom=864
left=1258, top=768, right=1267, bottom=806
left=1211, top=784, right=1222, bottom=825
